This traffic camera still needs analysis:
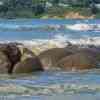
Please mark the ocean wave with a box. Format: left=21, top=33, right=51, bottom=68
left=1, top=35, right=100, bottom=46
left=66, top=23, right=100, bottom=31
left=0, top=23, right=100, bottom=32
left=0, top=34, right=100, bottom=55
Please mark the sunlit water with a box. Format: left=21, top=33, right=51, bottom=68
left=0, top=19, right=100, bottom=99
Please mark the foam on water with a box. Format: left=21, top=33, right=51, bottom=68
left=66, top=23, right=100, bottom=31
left=0, top=20, right=100, bottom=47
left=1, top=34, right=100, bottom=52
left=16, top=35, right=100, bottom=47
left=0, top=20, right=100, bottom=32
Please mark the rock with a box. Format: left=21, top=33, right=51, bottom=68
left=0, top=43, right=21, bottom=73
left=77, top=47, right=100, bottom=62
left=13, top=57, right=43, bottom=74
left=0, top=51, right=11, bottom=73
left=57, top=51, right=97, bottom=71
left=87, top=47, right=100, bottom=66
left=38, top=48, right=73, bottom=70
left=12, top=48, right=43, bottom=74
left=18, top=47, right=36, bottom=61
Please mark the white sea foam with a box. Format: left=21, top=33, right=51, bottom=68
left=1, top=34, right=100, bottom=48
left=66, top=23, right=100, bottom=31
left=0, top=22, right=100, bottom=49
left=1, top=23, right=100, bottom=32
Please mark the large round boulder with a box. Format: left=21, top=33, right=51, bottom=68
left=12, top=48, right=43, bottom=74
left=57, top=51, right=97, bottom=71
left=0, top=51, right=11, bottom=73
left=38, top=48, right=73, bottom=70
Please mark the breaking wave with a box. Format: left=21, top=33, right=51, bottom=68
left=1, top=34, right=100, bottom=47
left=0, top=21, right=100, bottom=32
left=66, top=23, right=100, bottom=31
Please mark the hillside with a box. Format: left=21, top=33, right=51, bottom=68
left=0, top=0, right=99, bottom=19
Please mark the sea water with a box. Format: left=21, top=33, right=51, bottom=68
left=0, top=19, right=100, bottom=100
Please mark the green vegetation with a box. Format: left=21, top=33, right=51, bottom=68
left=0, top=0, right=99, bottom=18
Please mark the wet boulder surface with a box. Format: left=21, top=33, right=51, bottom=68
left=0, top=43, right=43, bottom=74
left=56, top=52, right=97, bottom=71
left=38, top=46, right=100, bottom=71
left=38, top=48, right=74, bottom=70
left=13, top=47, right=43, bottom=74
left=56, top=47, right=100, bottom=71
left=13, top=57, right=43, bottom=74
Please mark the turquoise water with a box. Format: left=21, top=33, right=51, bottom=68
left=0, top=19, right=100, bottom=99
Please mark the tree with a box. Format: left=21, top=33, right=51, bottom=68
left=51, top=0, right=60, bottom=6
left=90, top=2, right=98, bottom=14
left=32, top=0, right=46, bottom=15
left=8, top=0, right=17, bottom=8
left=70, top=0, right=90, bottom=7
left=0, top=5, right=8, bottom=13
left=0, top=1, right=9, bottom=14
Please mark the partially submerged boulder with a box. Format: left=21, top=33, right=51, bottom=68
left=0, top=43, right=43, bottom=74
left=38, top=48, right=73, bottom=70
left=57, top=51, right=97, bottom=71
